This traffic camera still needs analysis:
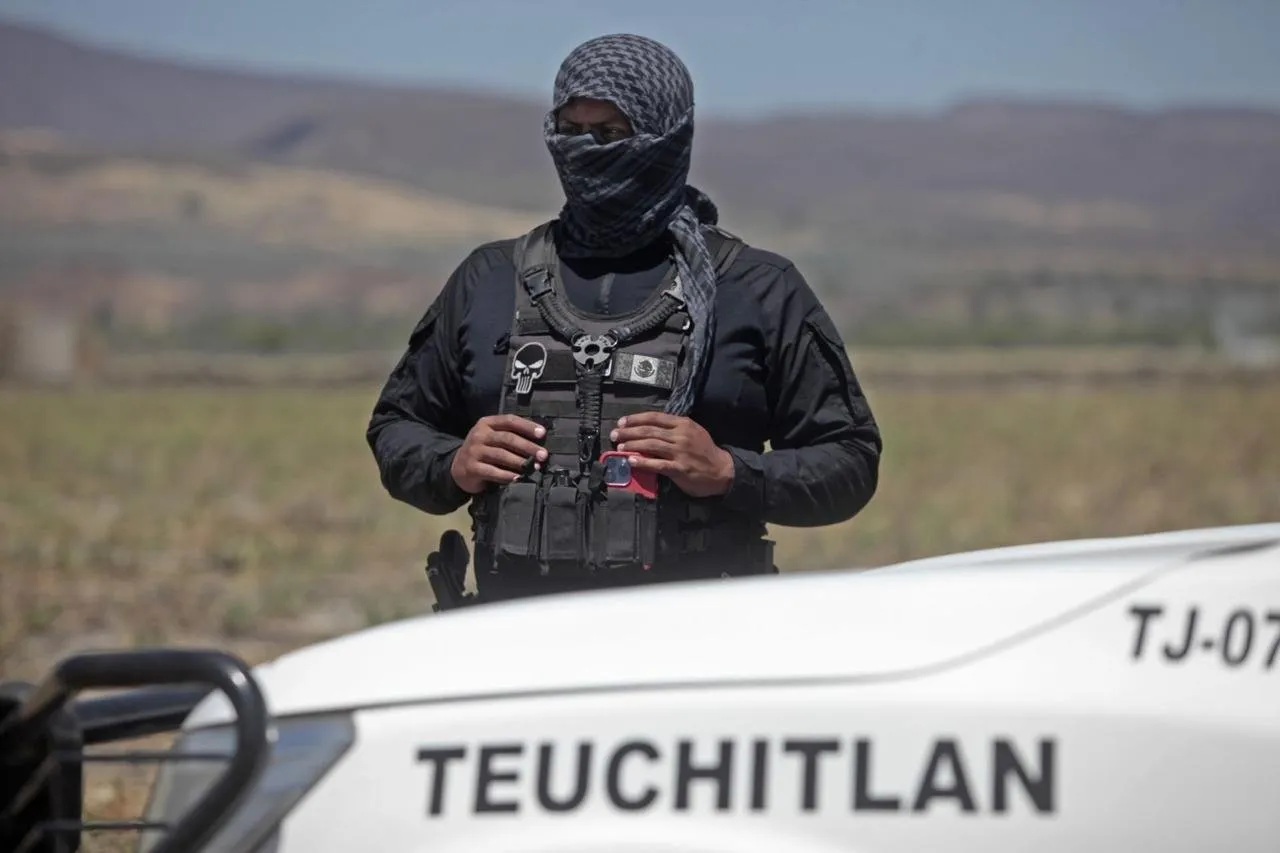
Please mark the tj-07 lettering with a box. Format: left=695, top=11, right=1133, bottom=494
left=1128, top=604, right=1280, bottom=669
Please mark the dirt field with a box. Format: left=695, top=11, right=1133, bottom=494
left=2, top=374, right=1279, bottom=849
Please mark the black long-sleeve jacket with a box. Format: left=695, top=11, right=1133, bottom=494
left=366, top=230, right=882, bottom=530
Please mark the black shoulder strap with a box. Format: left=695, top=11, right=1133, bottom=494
left=506, top=220, right=558, bottom=342
left=512, top=220, right=557, bottom=300
left=705, top=226, right=747, bottom=279
left=514, top=220, right=621, bottom=347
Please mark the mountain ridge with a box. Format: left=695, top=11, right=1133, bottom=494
left=4, top=13, right=1278, bottom=250
left=3, top=14, right=1280, bottom=351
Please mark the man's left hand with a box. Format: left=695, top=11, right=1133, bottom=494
left=609, top=412, right=735, bottom=498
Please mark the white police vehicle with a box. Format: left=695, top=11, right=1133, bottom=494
left=3, top=522, right=1279, bottom=852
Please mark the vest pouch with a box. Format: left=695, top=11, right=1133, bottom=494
left=591, top=489, right=652, bottom=568
left=540, top=485, right=583, bottom=564
left=491, top=481, right=542, bottom=560
left=636, top=493, right=658, bottom=567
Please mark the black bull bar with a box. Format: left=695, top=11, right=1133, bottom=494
left=0, top=648, right=270, bottom=853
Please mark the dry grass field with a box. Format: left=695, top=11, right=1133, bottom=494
left=2, top=371, right=1279, bottom=850
left=5, top=373, right=1279, bottom=680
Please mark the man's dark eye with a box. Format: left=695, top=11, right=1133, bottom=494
left=558, top=122, right=582, bottom=136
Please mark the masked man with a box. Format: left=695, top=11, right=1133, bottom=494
left=367, top=34, right=882, bottom=604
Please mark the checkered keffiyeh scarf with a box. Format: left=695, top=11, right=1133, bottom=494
left=544, top=33, right=720, bottom=416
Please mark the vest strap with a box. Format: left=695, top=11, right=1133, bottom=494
left=503, top=348, right=678, bottom=392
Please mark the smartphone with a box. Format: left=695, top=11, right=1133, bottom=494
left=599, top=451, right=658, bottom=499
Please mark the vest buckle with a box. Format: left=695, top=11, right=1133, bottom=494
left=664, top=273, right=685, bottom=306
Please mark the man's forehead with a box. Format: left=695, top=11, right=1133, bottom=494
left=558, top=97, right=628, bottom=122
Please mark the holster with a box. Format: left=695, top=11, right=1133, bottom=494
left=425, top=529, right=478, bottom=612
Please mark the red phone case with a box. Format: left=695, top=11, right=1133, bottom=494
left=600, top=450, right=658, bottom=499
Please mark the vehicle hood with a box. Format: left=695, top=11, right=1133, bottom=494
left=186, top=523, right=1280, bottom=727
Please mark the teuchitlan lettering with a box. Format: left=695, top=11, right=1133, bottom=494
left=416, top=735, right=1056, bottom=817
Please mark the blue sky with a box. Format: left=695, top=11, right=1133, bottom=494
left=5, top=0, right=1280, bottom=116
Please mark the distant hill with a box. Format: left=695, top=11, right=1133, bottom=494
left=3, top=17, right=1280, bottom=352
left=0, top=128, right=543, bottom=250
left=0, top=19, right=410, bottom=149
left=4, top=17, right=1279, bottom=262
left=0, top=128, right=554, bottom=336
left=0, top=19, right=557, bottom=213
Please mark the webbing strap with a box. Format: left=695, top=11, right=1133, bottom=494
left=503, top=398, right=663, bottom=422
left=503, top=348, right=678, bottom=391
left=708, top=227, right=747, bottom=279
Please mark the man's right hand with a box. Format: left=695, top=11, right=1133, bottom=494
left=449, top=414, right=547, bottom=494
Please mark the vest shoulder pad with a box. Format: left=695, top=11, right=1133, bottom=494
left=512, top=220, right=557, bottom=278
left=703, top=224, right=748, bottom=279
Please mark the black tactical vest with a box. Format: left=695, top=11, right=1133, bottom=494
left=472, top=220, right=772, bottom=581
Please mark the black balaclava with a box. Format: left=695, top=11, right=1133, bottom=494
left=543, top=33, right=720, bottom=416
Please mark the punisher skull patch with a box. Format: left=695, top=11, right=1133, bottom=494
left=511, top=342, right=547, bottom=395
